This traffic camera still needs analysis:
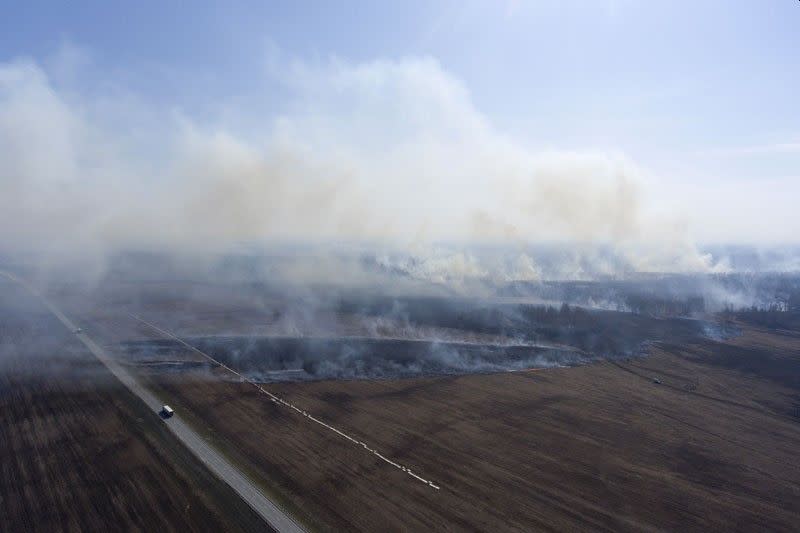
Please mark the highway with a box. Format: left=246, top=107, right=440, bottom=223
left=1, top=272, right=305, bottom=533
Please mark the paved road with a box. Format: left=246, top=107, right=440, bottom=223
left=2, top=272, right=305, bottom=533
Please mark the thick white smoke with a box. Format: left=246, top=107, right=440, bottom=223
left=0, top=50, right=723, bottom=279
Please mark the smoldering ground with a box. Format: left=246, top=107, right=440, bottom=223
left=2, top=48, right=800, bottom=384
left=5, top=247, right=799, bottom=383
left=87, top=254, right=790, bottom=383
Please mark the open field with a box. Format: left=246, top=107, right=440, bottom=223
left=0, top=280, right=269, bottom=532
left=107, top=314, right=800, bottom=531
left=4, top=5, right=800, bottom=530
left=8, top=273, right=800, bottom=531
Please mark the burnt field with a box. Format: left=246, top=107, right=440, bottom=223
left=122, top=336, right=584, bottom=381
left=119, top=318, right=697, bottom=382
left=132, top=316, right=800, bottom=532
left=0, top=280, right=268, bottom=532
left=109, top=281, right=714, bottom=382
left=9, top=267, right=800, bottom=531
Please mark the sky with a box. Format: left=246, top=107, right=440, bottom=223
left=0, top=1, right=798, bottom=263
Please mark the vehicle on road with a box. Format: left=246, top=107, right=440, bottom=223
left=74, top=328, right=83, bottom=334
left=160, top=405, right=174, bottom=419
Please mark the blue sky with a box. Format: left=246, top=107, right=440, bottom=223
left=0, top=1, right=798, bottom=254
left=3, top=1, right=796, bottom=149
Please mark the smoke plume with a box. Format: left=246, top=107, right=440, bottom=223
left=0, top=49, right=732, bottom=281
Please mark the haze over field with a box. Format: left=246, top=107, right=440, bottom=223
left=3, top=5, right=800, bottom=532
left=1, top=1, right=798, bottom=283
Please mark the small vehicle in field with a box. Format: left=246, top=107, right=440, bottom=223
left=159, top=405, right=174, bottom=419
left=652, top=378, right=662, bottom=385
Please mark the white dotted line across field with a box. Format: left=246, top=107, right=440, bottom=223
left=129, top=314, right=442, bottom=491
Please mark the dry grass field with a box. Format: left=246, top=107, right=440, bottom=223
left=129, top=320, right=800, bottom=531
